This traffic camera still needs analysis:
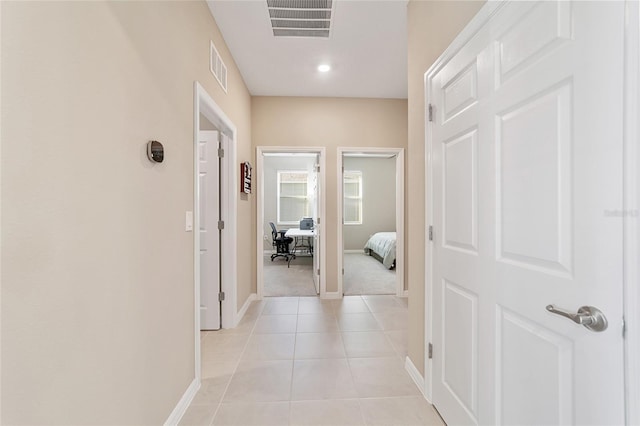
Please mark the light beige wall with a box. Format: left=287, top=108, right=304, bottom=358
left=252, top=97, right=407, bottom=293
left=406, top=0, right=485, bottom=377
left=1, top=1, right=252, bottom=424
left=343, top=157, right=396, bottom=250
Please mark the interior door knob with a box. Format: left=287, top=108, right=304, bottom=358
left=545, top=304, right=608, bottom=332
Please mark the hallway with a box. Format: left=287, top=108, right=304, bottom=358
left=180, top=296, right=443, bottom=425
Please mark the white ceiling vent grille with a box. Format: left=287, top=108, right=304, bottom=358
left=210, top=41, right=228, bottom=92
left=267, top=0, right=333, bottom=38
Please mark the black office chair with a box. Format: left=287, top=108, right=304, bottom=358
left=270, top=222, right=295, bottom=267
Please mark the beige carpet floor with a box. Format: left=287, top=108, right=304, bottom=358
left=263, top=252, right=396, bottom=297
left=263, top=253, right=317, bottom=297
left=343, top=253, right=396, bottom=295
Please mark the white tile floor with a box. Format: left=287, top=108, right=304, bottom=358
left=180, top=295, right=444, bottom=426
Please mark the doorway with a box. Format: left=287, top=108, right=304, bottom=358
left=337, top=148, right=405, bottom=297
left=193, top=82, right=237, bottom=379
left=256, top=147, right=326, bottom=299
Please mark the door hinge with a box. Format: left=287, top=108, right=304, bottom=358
left=218, top=220, right=225, bottom=230
left=342, top=268, right=344, bottom=275
left=342, top=166, right=344, bottom=173
left=428, top=104, right=434, bottom=122
left=315, top=164, right=320, bottom=172
left=317, top=269, right=320, bottom=275
left=217, top=147, right=224, bottom=158
left=218, top=292, right=225, bottom=302
left=428, top=225, right=433, bottom=241
left=428, top=342, right=433, bottom=359
left=317, top=218, right=320, bottom=225
left=622, top=316, right=626, bottom=338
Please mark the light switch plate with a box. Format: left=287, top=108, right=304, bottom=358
left=185, top=211, right=193, bottom=232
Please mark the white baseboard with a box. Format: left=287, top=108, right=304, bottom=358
left=405, top=356, right=427, bottom=400
left=344, top=249, right=364, bottom=254
left=321, top=291, right=342, bottom=300
left=235, top=293, right=257, bottom=326
left=164, top=378, right=200, bottom=426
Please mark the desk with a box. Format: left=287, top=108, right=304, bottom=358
left=285, top=228, right=315, bottom=255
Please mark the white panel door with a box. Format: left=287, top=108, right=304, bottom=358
left=199, top=130, right=221, bottom=330
left=429, top=2, right=625, bottom=425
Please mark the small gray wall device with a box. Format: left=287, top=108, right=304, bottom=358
left=147, top=140, right=164, bottom=163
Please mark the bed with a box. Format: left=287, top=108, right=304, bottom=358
left=364, top=232, right=396, bottom=269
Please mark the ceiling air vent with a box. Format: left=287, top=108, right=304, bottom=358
left=210, top=41, right=228, bottom=92
left=267, top=0, right=333, bottom=38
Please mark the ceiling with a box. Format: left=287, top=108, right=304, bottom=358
left=206, top=0, right=408, bottom=99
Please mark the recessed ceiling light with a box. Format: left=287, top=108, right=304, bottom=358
left=317, top=64, right=331, bottom=73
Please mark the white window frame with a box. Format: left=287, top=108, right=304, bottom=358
left=277, top=170, right=310, bottom=225
left=343, top=170, right=363, bottom=225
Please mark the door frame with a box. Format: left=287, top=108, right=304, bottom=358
left=423, top=1, right=503, bottom=404
left=193, top=82, right=237, bottom=380
left=337, top=147, right=405, bottom=297
left=423, top=1, right=640, bottom=420
left=623, top=1, right=640, bottom=423
left=256, top=146, right=327, bottom=298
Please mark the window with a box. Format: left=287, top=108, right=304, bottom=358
left=277, top=171, right=311, bottom=225
left=343, top=171, right=362, bottom=225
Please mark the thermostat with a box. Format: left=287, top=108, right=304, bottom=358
left=147, top=140, right=164, bottom=163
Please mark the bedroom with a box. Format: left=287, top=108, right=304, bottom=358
left=340, top=151, right=404, bottom=296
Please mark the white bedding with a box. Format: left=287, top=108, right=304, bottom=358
left=364, top=232, right=396, bottom=269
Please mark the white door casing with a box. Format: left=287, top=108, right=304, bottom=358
left=336, top=148, right=405, bottom=297
left=192, top=82, right=238, bottom=387
left=623, top=2, right=640, bottom=423
left=312, top=160, right=320, bottom=294
left=256, top=147, right=326, bottom=299
left=199, top=130, right=221, bottom=331
left=426, top=2, right=626, bottom=425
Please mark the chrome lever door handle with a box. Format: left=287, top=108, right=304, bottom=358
left=546, top=304, right=608, bottom=332
left=545, top=305, right=593, bottom=325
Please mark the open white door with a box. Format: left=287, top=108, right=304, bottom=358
left=428, top=1, right=625, bottom=424
left=199, top=130, right=221, bottom=330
